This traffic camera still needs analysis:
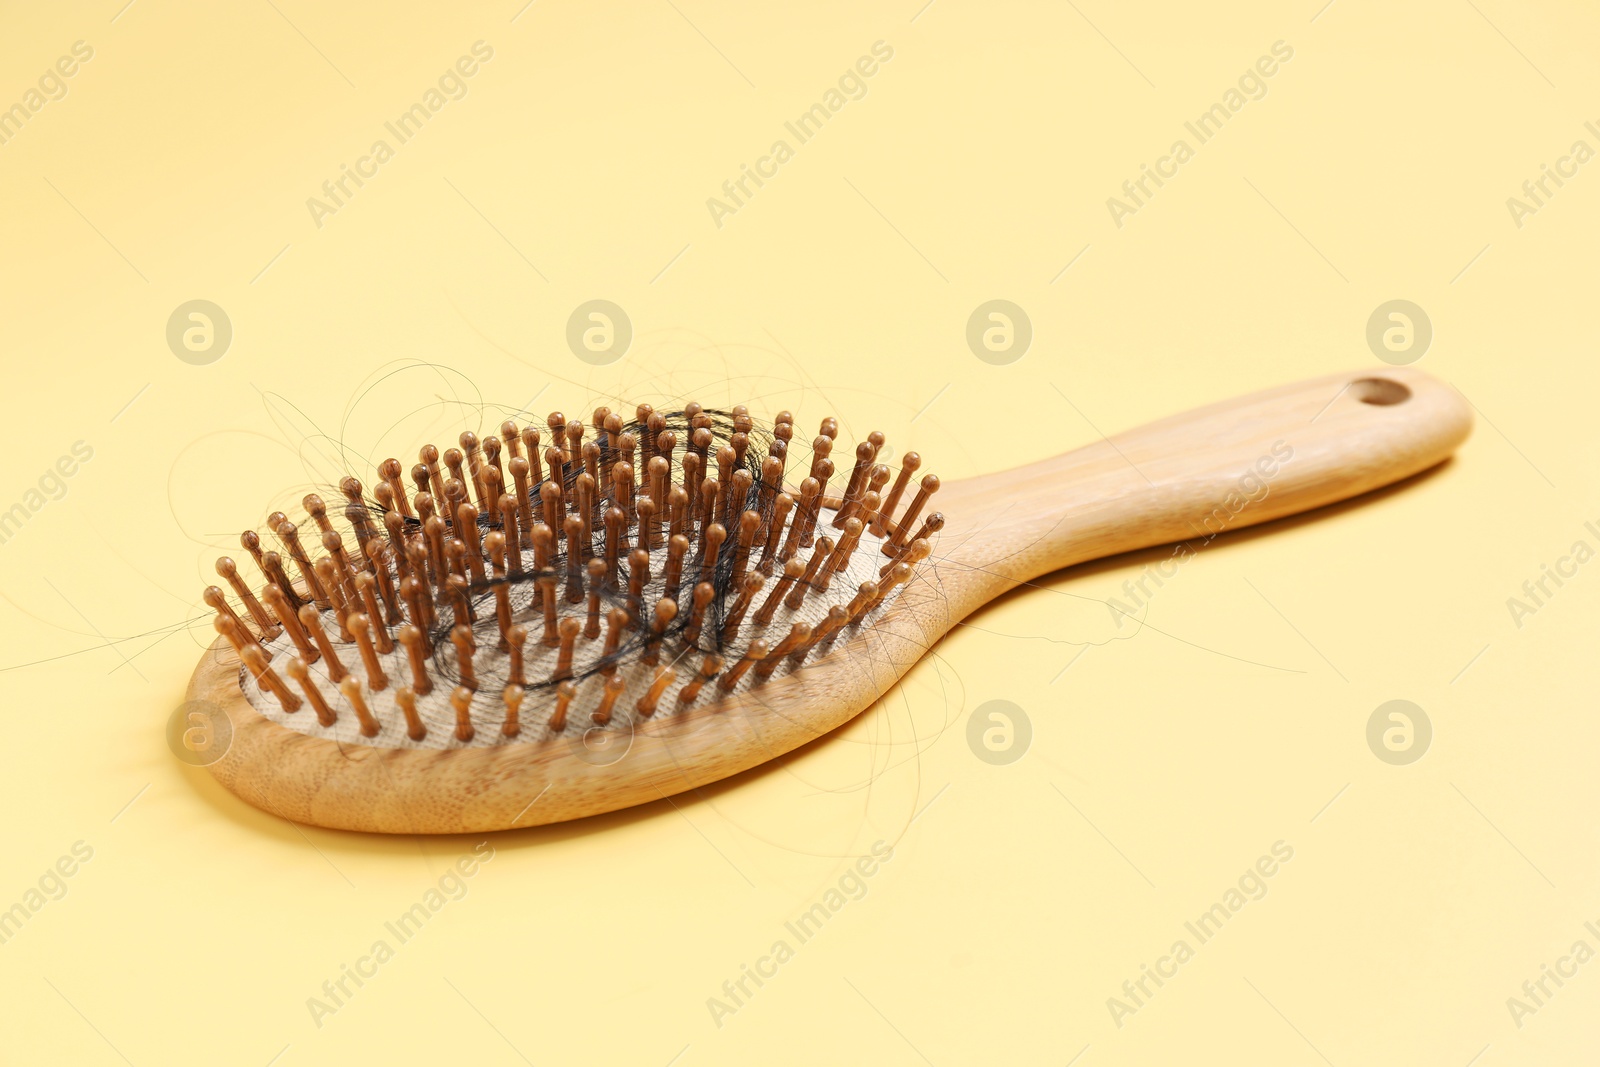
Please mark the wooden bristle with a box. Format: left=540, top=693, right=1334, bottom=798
left=265, top=583, right=316, bottom=661
left=348, top=613, right=389, bottom=692
left=885, top=474, right=941, bottom=553
left=521, top=428, right=542, bottom=484
left=487, top=532, right=514, bottom=650
left=822, top=518, right=864, bottom=586
left=642, top=597, right=678, bottom=666
left=585, top=558, right=606, bottom=639
left=276, top=520, right=329, bottom=609
left=510, top=457, right=534, bottom=544
left=484, top=437, right=506, bottom=510
left=599, top=608, right=627, bottom=673
left=212, top=612, right=253, bottom=659
left=539, top=575, right=559, bottom=647
left=677, top=654, right=723, bottom=707
left=565, top=516, right=585, bottom=603
left=905, top=512, right=945, bottom=549
left=627, top=547, right=650, bottom=617
left=683, top=581, right=714, bottom=644
left=758, top=492, right=793, bottom=576
left=554, top=617, right=581, bottom=681
left=808, top=434, right=833, bottom=485
left=396, top=686, right=426, bottom=740
left=451, top=624, right=477, bottom=691
left=698, top=523, right=726, bottom=585
left=205, top=586, right=257, bottom=648
left=379, top=458, right=412, bottom=519
left=593, top=672, right=625, bottom=725
left=882, top=536, right=934, bottom=578
left=303, top=494, right=333, bottom=537
left=717, top=640, right=767, bottom=692
left=550, top=680, right=575, bottom=731
left=791, top=606, right=849, bottom=667
left=364, top=542, right=404, bottom=625
left=833, top=440, right=878, bottom=528
left=507, top=624, right=528, bottom=686
left=451, top=685, right=475, bottom=742
left=787, top=536, right=834, bottom=611
left=298, top=604, right=346, bottom=682
left=216, top=557, right=278, bottom=637
left=721, top=572, right=763, bottom=641
left=801, top=460, right=832, bottom=546
left=782, top=478, right=819, bottom=562
left=286, top=656, right=336, bottom=726
left=502, top=684, right=524, bottom=737
left=443, top=452, right=467, bottom=506
left=261, top=551, right=302, bottom=612
left=863, top=560, right=914, bottom=616
left=876, top=452, right=920, bottom=537
left=241, top=529, right=266, bottom=571
left=340, top=677, right=381, bottom=737
left=756, top=558, right=805, bottom=628
left=313, top=559, right=349, bottom=640
left=757, top=622, right=810, bottom=679
left=635, top=666, right=675, bottom=717
left=354, top=575, right=394, bottom=653
left=732, top=510, right=760, bottom=584
left=243, top=645, right=300, bottom=711
left=846, top=581, right=879, bottom=619
left=663, top=534, right=689, bottom=603
left=420, top=443, right=447, bottom=505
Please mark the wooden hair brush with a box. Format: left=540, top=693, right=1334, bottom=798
left=186, top=367, right=1470, bottom=833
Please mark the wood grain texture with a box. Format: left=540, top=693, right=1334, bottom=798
left=192, top=366, right=1471, bottom=833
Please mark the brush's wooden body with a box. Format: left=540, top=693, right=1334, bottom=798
left=192, top=368, right=1471, bottom=833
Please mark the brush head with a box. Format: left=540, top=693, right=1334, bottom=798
left=193, top=403, right=940, bottom=829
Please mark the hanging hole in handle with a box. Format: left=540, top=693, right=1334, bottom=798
left=1350, top=377, right=1411, bottom=406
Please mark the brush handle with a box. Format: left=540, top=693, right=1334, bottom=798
left=934, top=367, right=1471, bottom=617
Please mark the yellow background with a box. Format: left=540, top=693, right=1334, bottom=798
left=1, top=1, right=1597, bottom=1063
